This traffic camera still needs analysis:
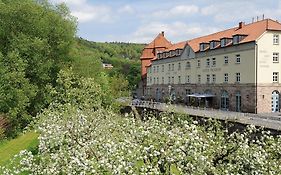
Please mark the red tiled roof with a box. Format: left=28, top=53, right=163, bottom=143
left=187, top=19, right=281, bottom=52
left=164, top=41, right=187, bottom=51
left=144, top=33, right=172, bottom=49
left=140, top=32, right=172, bottom=59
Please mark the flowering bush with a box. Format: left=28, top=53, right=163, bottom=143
left=2, top=106, right=281, bottom=174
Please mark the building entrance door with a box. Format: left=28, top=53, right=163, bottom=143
left=220, top=91, right=229, bottom=111
left=156, top=88, right=161, bottom=102
left=236, top=91, right=241, bottom=112
left=272, top=91, right=279, bottom=112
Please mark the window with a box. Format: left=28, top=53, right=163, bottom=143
left=153, top=66, right=156, bottom=73
left=162, top=65, right=165, bottom=72
left=157, top=54, right=160, bottom=59
left=236, top=54, right=241, bottom=64
left=200, top=44, right=204, bottom=51
left=150, top=77, right=152, bottom=84
left=236, top=73, right=241, bottom=83
left=236, top=91, right=242, bottom=112
left=206, top=58, right=210, bottom=67
left=168, top=77, right=170, bottom=84
left=178, top=76, right=181, bottom=84
left=186, top=61, right=191, bottom=69
left=221, top=39, right=226, bottom=47
left=171, top=77, right=174, bottom=84
left=162, top=77, right=164, bottom=84
left=224, top=73, right=228, bottom=83
left=178, top=62, right=181, bottom=70
left=206, top=74, right=210, bottom=83
left=210, top=41, right=218, bottom=49
left=168, top=64, right=171, bottom=71
left=273, top=34, right=279, bottom=45
left=198, top=75, right=201, bottom=83
left=186, top=75, right=190, bottom=83
left=171, top=64, right=174, bottom=71
left=156, top=77, right=159, bottom=84
left=212, top=74, right=216, bottom=83
left=233, top=36, right=239, bottom=44
left=212, top=58, right=216, bottom=67
left=224, top=56, right=229, bottom=64
left=197, top=60, right=201, bottom=68
left=221, top=90, right=229, bottom=110
left=153, top=77, right=156, bottom=84
left=273, top=52, right=279, bottom=63
left=273, top=72, right=279, bottom=83
left=156, top=66, right=159, bottom=73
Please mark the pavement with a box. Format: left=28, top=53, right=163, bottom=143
left=132, top=100, right=281, bottom=131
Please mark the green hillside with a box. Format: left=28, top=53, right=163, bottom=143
left=71, top=38, right=144, bottom=90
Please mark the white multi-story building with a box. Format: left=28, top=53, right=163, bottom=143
left=141, top=19, right=281, bottom=113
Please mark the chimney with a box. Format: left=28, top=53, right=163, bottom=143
left=161, top=31, right=165, bottom=36
left=238, top=22, right=245, bottom=29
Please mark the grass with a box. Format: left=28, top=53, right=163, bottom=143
left=0, top=131, right=39, bottom=166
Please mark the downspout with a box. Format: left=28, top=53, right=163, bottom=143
left=255, top=43, right=258, bottom=114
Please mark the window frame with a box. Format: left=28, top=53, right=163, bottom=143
left=206, top=74, right=210, bottom=84
left=212, top=74, right=216, bottom=83
left=212, top=58, right=216, bottom=67
left=224, top=56, right=229, bottom=64
left=236, top=54, right=241, bottom=64
left=206, top=58, right=210, bottom=67
left=273, top=34, right=279, bottom=45
left=236, top=72, right=241, bottom=83
left=273, top=72, right=279, bottom=83
left=273, top=52, right=279, bottom=63
left=224, top=73, right=229, bottom=83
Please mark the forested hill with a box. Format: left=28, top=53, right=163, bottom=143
left=71, top=38, right=144, bottom=89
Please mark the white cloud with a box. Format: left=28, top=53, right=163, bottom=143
left=151, top=5, right=199, bottom=19
left=118, top=5, right=135, bottom=14
left=51, top=0, right=113, bottom=23
left=128, top=21, right=220, bottom=43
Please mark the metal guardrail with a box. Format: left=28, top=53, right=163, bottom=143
left=131, top=100, right=281, bottom=122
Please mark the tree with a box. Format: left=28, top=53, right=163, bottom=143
left=0, top=0, right=76, bottom=133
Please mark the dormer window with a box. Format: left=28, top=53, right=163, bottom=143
left=166, top=52, right=169, bottom=58
left=176, top=49, right=180, bottom=55
left=157, top=54, right=160, bottom=59
left=210, top=40, right=220, bottom=49
left=221, top=39, right=226, bottom=47
left=210, top=42, right=216, bottom=49
left=220, top=38, right=232, bottom=47
left=199, top=43, right=209, bottom=51
left=171, top=50, right=175, bottom=56
left=233, top=34, right=247, bottom=45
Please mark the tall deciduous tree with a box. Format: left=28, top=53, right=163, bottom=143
left=0, top=0, right=76, bottom=134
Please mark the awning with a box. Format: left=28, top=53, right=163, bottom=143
left=187, top=93, right=216, bottom=98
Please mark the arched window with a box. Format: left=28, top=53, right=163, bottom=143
left=236, top=91, right=241, bottom=112
left=221, top=90, right=229, bottom=110
left=272, top=90, right=280, bottom=112
left=156, top=88, right=161, bottom=102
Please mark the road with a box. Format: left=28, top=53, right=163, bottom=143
left=131, top=100, right=281, bottom=131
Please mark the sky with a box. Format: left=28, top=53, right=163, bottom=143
left=50, top=0, right=281, bottom=44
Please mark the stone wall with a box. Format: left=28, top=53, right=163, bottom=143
left=257, top=84, right=281, bottom=113
left=146, top=83, right=257, bottom=113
